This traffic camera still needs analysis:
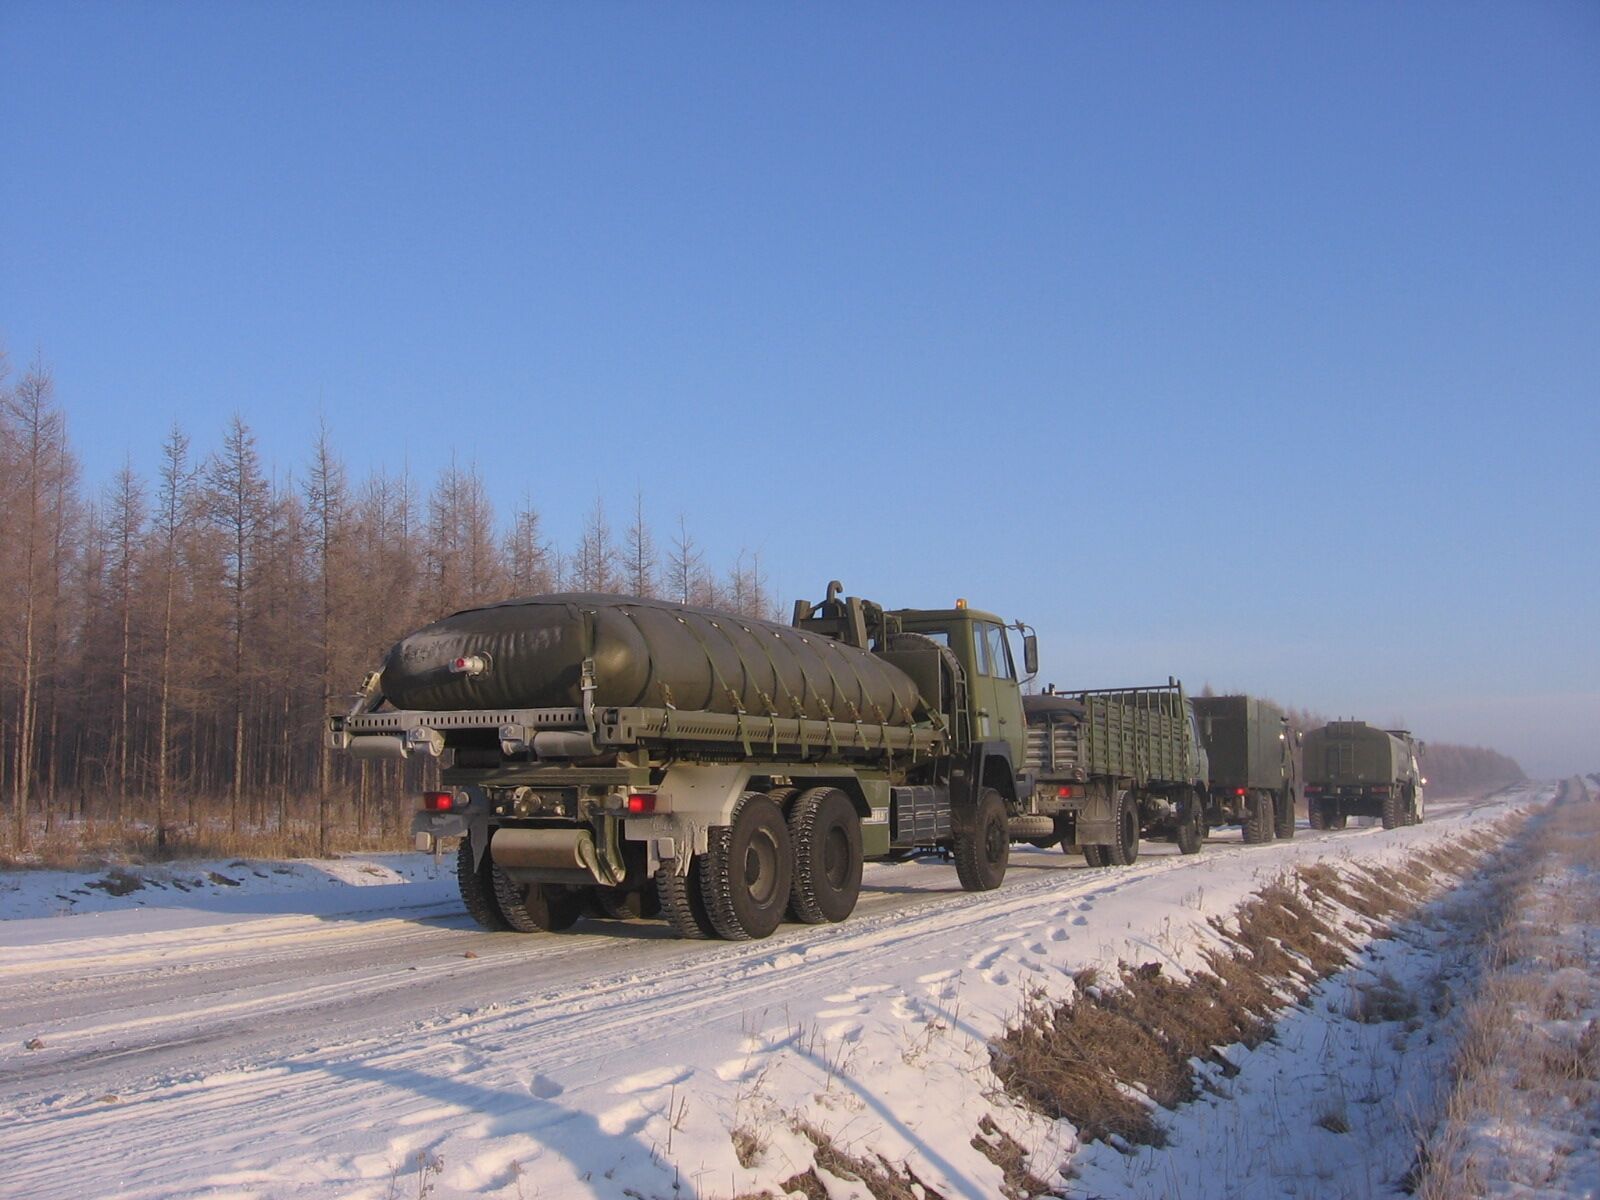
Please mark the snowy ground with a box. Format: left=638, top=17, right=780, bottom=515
left=0, top=788, right=1542, bottom=1199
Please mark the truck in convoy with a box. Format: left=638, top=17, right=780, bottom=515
left=1302, top=721, right=1424, bottom=830
left=1017, top=682, right=1210, bottom=864
left=328, top=583, right=1039, bottom=941
left=1193, top=694, right=1298, bottom=843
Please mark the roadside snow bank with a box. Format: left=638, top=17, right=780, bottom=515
left=0, top=852, right=451, bottom=921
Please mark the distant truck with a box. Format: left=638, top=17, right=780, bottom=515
left=1018, top=682, right=1209, bottom=864
left=1194, top=695, right=1298, bottom=843
left=329, top=583, right=1039, bottom=941
left=1302, top=721, right=1424, bottom=830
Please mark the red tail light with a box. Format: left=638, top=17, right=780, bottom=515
left=626, top=793, right=657, bottom=814
left=1372, top=784, right=1390, bottom=794
left=423, top=791, right=456, bottom=812
left=1234, top=787, right=1247, bottom=797
left=1306, top=785, right=1321, bottom=794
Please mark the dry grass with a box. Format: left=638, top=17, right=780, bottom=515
left=793, top=1121, right=949, bottom=1200
left=0, top=816, right=409, bottom=870
left=1345, top=970, right=1420, bottom=1025
left=996, top=828, right=1502, bottom=1150
left=970, top=1115, right=1056, bottom=1200
left=1412, top=785, right=1600, bottom=1200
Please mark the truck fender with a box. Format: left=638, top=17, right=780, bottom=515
left=973, top=742, right=1019, bottom=807
left=624, top=763, right=750, bottom=876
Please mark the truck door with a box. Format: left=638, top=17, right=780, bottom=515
left=974, top=620, right=1026, bottom=769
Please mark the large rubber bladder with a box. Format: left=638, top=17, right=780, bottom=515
left=378, top=592, right=925, bottom=725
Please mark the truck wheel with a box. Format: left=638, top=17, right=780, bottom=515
left=701, top=791, right=794, bottom=940
left=954, top=788, right=1010, bottom=890
left=787, top=787, right=863, bottom=924
left=1082, top=844, right=1108, bottom=867
left=593, top=886, right=662, bottom=920
left=765, top=786, right=800, bottom=817
left=1243, top=790, right=1275, bottom=845
left=1105, top=790, right=1140, bottom=866
left=1274, top=786, right=1297, bottom=840
left=1382, top=789, right=1404, bottom=830
left=656, top=859, right=716, bottom=938
left=1307, top=800, right=1326, bottom=831
left=1175, top=791, right=1204, bottom=855
left=490, top=866, right=584, bottom=933
left=456, top=839, right=511, bottom=931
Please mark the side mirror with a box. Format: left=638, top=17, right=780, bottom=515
left=1022, top=634, right=1039, bottom=676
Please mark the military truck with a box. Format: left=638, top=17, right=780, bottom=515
left=1194, top=694, right=1298, bottom=843
left=328, top=583, right=1038, bottom=941
left=1302, top=721, right=1424, bottom=830
left=1017, top=681, right=1209, bottom=865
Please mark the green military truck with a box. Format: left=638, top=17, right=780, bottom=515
left=1018, top=681, right=1209, bottom=865
left=329, top=583, right=1037, bottom=941
left=1302, top=721, right=1424, bottom=830
left=1193, top=694, right=1298, bottom=844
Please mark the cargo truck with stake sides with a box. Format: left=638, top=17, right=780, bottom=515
left=328, top=583, right=1040, bottom=941
left=1018, top=681, right=1210, bottom=864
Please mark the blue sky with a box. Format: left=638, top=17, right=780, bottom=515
left=3, top=3, right=1597, bottom=775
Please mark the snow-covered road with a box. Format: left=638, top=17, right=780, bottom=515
left=0, top=789, right=1535, bottom=1199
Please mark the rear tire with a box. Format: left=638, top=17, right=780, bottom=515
left=954, top=788, right=1010, bottom=891
left=1175, top=790, right=1204, bottom=856
left=657, top=859, right=716, bottom=939
left=490, top=865, right=584, bottom=933
left=701, top=792, right=793, bottom=940
left=1274, top=785, right=1297, bottom=840
left=593, top=886, right=661, bottom=920
left=1082, top=843, right=1108, bottom=867
left=1382, top=789, right=1404, bottom=830
left=1243, top=790, right=1275, bottom=845
left=456, top=839, right=511, bottom=931
left=1307, top=799, right=1326, bottom=830
left=787, top=787, right=863, bottom=924
left=1105, top=790, right=1140, bottom=866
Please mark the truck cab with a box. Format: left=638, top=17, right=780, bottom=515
left=889, top=604, right=1031, bottom=795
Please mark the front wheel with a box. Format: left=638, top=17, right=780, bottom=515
left=787, top=787, right=863, bottom=924
left=953, top=788, right=1009, bottom=891
left=700, top=791, right=793, bottom=940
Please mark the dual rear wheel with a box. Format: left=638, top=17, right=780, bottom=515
left=656, top=786, right=866, bottom=941
left=1081, top=789, right=1141, bottom=867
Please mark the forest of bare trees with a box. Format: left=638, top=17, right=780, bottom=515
left=1, top=348, right=1531, bottom=862
left=0, top=349, right=778, bottom=858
